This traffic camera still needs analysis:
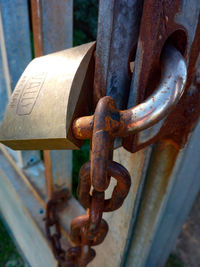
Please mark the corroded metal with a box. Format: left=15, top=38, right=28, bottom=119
left=94, top=0, right=144, bottom=110
left=124, top=0, right=200, bottom=152
left=46, top=96, right=132, bottom=266
left=45, top=189, right=70, bottom=265
left=73, top=45, right=187, bottom=140
left=78, top=161, right=131, bottom=212
left=0, top=42, right=95, bottom=150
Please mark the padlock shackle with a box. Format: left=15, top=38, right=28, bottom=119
left=120, top=44, right=187, bottom=135
left=73, top=45, right=187, bottom=139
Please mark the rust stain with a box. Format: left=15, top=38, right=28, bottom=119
left=123, top=1, right=200, bottom=152
left=93, top=51, right=107, bottom=110
left=30, top=0, right=43, bottom=57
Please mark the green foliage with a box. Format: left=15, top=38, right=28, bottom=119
left=72, top=0, right=98, bottom=197
left=0, top=220, right=24, bottom=267
left=73, top=0, right=98, bottom=46
left=165, top=254, right=184, bottom=267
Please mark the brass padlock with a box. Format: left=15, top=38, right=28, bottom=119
left=0, top=42, right=95, bottom=150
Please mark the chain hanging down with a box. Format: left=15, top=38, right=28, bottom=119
left=46, top=96, right=131, bottom=266
left=45, top=44, right=187, bottom=266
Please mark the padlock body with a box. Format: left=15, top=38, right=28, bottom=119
left=0, top=42, right=95, bottom=150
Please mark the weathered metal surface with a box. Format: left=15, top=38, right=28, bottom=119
left=0, top=143, right=86, bottom=267
left=124, top=0, right=200, bottom=152
left=0, top=31, right=9, bottom=122
left=94, top=0, right=144, bottom=110
left=126, top=101, right=200, bottom=266
left=143, top=58, right=200, bottom=267
left=126, top=139, right=180, bottom=267
left=78, top=161, right=131, bottom=213
left=73, top=45, right=187, bottom=141
left=31, top=0, right=44, bottom=57
left=50, top=150, right=72, bottom=193
left=31, top=0, right=73, bottom=57
left=30, top=0, right=74, bottom=202
left=41, top=0, right=72, bottom=53
left=46, top=95, right=132, bottom=266
left=0, top=0, right=41, bottom=168
left=0, top=7, right=10, bottom=122
left=0, top=42, right=95, bottom=150
left=45, top=189, right=70, bottom=264
left=43, top=150, right=53, bottom=200
left=92, top=146, right=151, bottom=267
left=0, top=0, right=32, bottom=91
left=0, top=145, right=57, bottom=267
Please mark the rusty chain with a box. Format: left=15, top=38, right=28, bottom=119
left=45, top=61, right=186, bottom=263
left=46, top=46, right=187, bottom=263
left=46, top=96, right=131, bottom=266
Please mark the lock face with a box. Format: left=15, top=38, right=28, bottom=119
left=0, top=42, right=95, bottom=150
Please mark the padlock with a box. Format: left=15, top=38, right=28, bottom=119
left=0, top=42, right=95, bottom=150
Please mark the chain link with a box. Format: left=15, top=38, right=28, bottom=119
left=45, top=96, right=131, bottom=266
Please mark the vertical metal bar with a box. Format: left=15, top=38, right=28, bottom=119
left=126, top=140, right=180, bottom=266
left=125, top=2, right=200, bottom=266
left=31, top=0, right=43, bottom=57
left=43, top=150, right=53, bottom=200
left=0, top=7, right=12, bottom=99
left=30, top=0, right=73, bottom=198
left=31, top=0, right=52, bottom=200
left=0, top=0, right=41, bottom=168
left=0, top=6, right=9, bottom=123
left=147, top=119, right=200, bottom=266
left=91, top=2, right=152, bottom=266
left=94, top=0, right=144, bottom=110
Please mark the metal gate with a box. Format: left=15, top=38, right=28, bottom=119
left=0, top=1, right=200, bottom=266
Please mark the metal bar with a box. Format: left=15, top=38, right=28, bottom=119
left=31, top=0, right=43, bottom=57
left=94, top=0, right=144, bottom=110
left=88, top=1, right=150, bottom=266
left=31, top=0, right=53, bottom=199
left=0, top=7, right=9, bottom=123
left=125, top=1, right=200, bottom=263
left=126, top=117, right=200, bottom=266
left=30, top=0, right=73, bottom=197
left=0, top=0, right=41, bottom=168
left=147, top=118, right=200, bottom=266
left=0, top=7, right=11, bottom=99
left=43, top=150, right=53, bottom=200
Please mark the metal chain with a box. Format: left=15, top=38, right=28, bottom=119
left=46, top=96, right=131, bottom=266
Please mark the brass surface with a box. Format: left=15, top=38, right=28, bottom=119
left=0, top=42, right=95, bottom=150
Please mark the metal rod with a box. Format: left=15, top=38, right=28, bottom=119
left=120, top=45, right=187, bottom=134
left=31, top=0, right=53, bottom=200
left=30, top=0, right=43, bottom=57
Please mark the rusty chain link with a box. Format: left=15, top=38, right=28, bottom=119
left=46, top=63, right=186, bottom=264
left=45, top=96, right=131, bottom=266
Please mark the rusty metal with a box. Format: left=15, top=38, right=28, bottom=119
left=45, top=1, right=200, bottom=266
left=43, top=150, right=53, bottom=200
left=77, top=160, right=131, bottom=213
left=70, top=215, right=108, bottom=246
left=57, top=44, right=186, bottom=266
left=30, top=0, right=43, bottom=57
left=124, top=0, right=200, bottom=152
left=45, top=189, right=70, bottom=265
left=46, top=95, right=133, bottom=266
left=30, top=0, right=53, bottom=202
left=94, top=0, right=144, bottom=110
left=73, top=45, right=187, bottom=143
